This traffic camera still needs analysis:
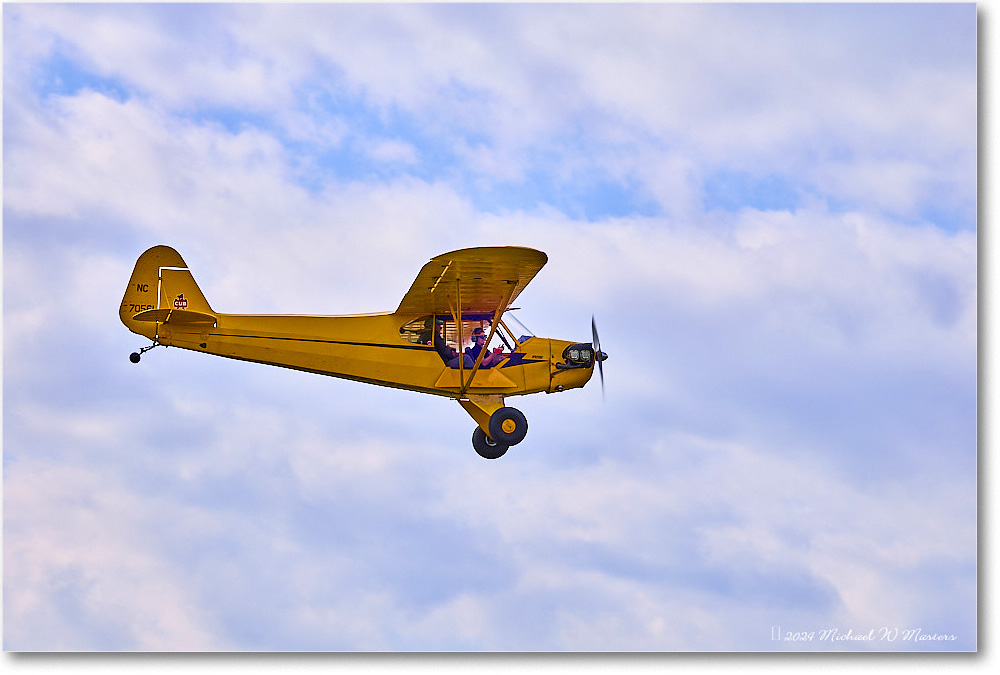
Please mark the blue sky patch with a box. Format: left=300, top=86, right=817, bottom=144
left=463, top=169, right=662, bottom=221
left=703, top=170, right=803, bottom=213
left=36, top=50, right=131, bottom=103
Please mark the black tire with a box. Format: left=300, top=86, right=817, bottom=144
left=488, top=407, right=528, bottom=446
left=129, top=352, right=141, bottom=363
left=472, top=427, right=508, bottom=459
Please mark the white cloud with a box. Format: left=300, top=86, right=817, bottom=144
left=362, top=137, right=419, bottom=165
left=4, top=90, right=291, bottom=229
left=5, top=3, right=975, bottom=227
left=3, top=458, right=227, bottom=650
left=5, top=396, right=972, bottom=650
left=476, top=206, right=975, bottom=363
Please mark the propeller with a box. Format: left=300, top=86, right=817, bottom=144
left=592, top=315, right=608, bottom=399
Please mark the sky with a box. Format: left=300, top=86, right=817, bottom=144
left=2, top=1, right=981, bottom=659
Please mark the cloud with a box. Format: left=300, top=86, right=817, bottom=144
left=3, top=457, right=226, bottom=650
left=3, top=387, right=975, bottom=650
left=7, top=1, right=976, bottom=240
left=8, top=3, right=975, bottom=227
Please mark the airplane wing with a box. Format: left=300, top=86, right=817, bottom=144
left=395, top=246, right=548, bottom=317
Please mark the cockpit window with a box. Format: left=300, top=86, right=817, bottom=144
left=399, top=316, right=434, bottom=344
left=399, top=313, right=534, bottom=355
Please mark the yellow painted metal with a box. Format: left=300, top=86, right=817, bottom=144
left=458, top=395, right=506, bottom=436
left=121, top=245, right=596, bottom=428
left=132, top=308, right=217, bottom=326
left=454, top=281, right=464, bottom=387
left=435, top=367, right=516, bottom=390
left=396, top=247, right=547, bottom=316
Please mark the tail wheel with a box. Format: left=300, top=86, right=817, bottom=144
left=129, top=341, right=161, bottom=364
left=488, top=407, right=528, bottom=446
left=472, top=427, right=508, bottom=459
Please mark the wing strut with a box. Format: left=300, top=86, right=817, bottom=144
left=461, top=281, right=517, bottom=395
left=454, top=279, right=464, bottom=387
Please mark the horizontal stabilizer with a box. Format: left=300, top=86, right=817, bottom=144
left=132, top=308, right=218, bottom=327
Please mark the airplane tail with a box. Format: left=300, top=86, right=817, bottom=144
left=120, top=245, right=215, bottom=340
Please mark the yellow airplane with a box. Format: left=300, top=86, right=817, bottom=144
left=120, top=245, right=607, bottom=459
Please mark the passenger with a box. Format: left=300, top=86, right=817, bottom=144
left=417, top=317, right=436, bottom=347
left=465, top=327, right=503, bottom=368
left=428, top=317, right=473, bottom=368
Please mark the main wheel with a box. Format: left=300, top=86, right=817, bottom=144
left=488, top=407, right=528, bottom=446
left=129, top=352, right=141, bottom=363
left=473, top=427, right=508, bottom=459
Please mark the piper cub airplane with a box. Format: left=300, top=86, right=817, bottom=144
left=120, top=245, right=607, bottom=459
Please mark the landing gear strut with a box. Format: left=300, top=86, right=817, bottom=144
left=129, top=341, right=161, bottom=363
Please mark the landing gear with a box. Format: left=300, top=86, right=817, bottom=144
left=472, top=427, right=508, bottom=460
left=129, top=342, right=160, bottom=363
left=470, top=406, right=528, bottom=459
left=488, top=406, right=528, bottom=446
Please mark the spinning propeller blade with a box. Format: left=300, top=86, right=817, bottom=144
left=592, top=315, right=608, bottom=399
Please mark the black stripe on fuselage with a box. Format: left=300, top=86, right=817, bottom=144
left=210, top=332, right=434, bottom=351
left=206, top=332, right=546, bottom=367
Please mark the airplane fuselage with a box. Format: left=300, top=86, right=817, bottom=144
left=145, top=310, right=593, bottom=398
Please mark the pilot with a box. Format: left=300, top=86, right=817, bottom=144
left=465, top=327, right=503, bottom=368
left=428, top=317, right=473, bottom=368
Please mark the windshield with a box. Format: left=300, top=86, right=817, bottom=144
left=503, top=311, right=534, bottom=343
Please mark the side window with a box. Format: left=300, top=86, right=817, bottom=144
left=399, top=316, right=434, bottom=345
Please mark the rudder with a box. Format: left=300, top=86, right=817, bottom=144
left=120, top=246, right=214, bottom=339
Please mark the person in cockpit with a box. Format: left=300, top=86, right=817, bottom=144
left=465, top=327, right=504, bottom=368
left=427, top=317, right=473, bottom=368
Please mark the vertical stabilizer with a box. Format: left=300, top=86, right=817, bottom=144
left=120, top=246, right=214, bottom=339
